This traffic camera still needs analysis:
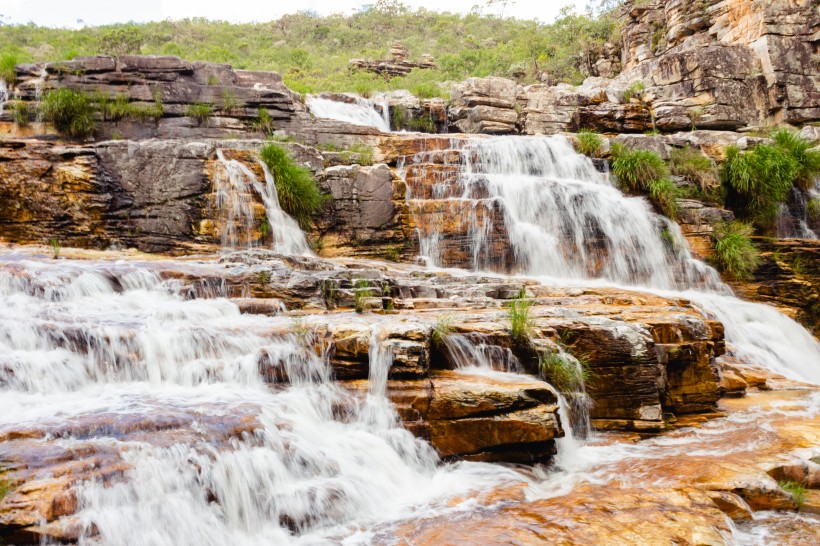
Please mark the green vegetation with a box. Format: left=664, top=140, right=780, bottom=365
left=539, top=351, right=591, bottom=392
left=0, top=51, right=19, bottom=84
left=39, top=88, right=97, bottom=138
left=0, top=470, right=10, bottom=501
left=771, top=128, right=820, bottom=191
left=383, top=246, right=402, bottom=262
left=669, top=145, right=718, bottom=192
left=622, top=81, right=646, bottom=103
left=611, top=143, right=678, bottom=218
left=48, top=238, right=61, bottom=259
left=321, top=279, right=338, bottom=307
left=259, top=142, right=325, bottom=229
left=0, top=3, right=622, bottom=95
left=185, top=102, right=213, bottom=124
left=507, top=288, right=533, bottom=344
left=711, top=222, right=760, bottom=281
left=808, top=197, right=820, bottom=223
left=342, top=143, right=375, bottom=166
left=431, top=314, right=454, bottom=348
left=253, top=108, right=276, bottom=137
left=12, top=102, right=32, bottom=127
left=779, top=480, right=806, bottom=509
left=574, top=129, right=604, bottom=158
left=353, top=279, right=373, bottom=313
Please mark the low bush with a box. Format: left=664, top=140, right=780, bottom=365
left=669, top=145, right=718, bottom=191
left=711, top=222, right=760, bottom=281
left=39, top=88, right=97, bottom=138
left=771, top=128, right=820, bottom=191
left=611, top=143, right=678, bottom=217
left=721, top=144, right=798, bottom=229
left=574, top=129, right=604, bottom=158
left=259, top=142, right=325, bottom=229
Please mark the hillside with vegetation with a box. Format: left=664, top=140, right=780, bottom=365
left=0, top=2, right=619, bottom=96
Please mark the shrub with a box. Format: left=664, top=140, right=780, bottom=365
left=40, top=88, right=97, bottom=138
left=259, top=142, right=325, bottom=229
left=539, top=351, right=591, bottom=393
left=611, top=143, right=678, bottom=217
left=185, top=102, right=213, bottom=124
left=0, top=52, right=19, bottom=84
left=771, top=128, right=820, bottom=191
left=711, top=222, right=760, bottom=281
left=669, top=145, right=718, bottom=190
left=722, top=144, right=798, bottom=228
left=574, top=129, right=604, bottom=157
left=410, top=82, right=441, bottom=100
left=508, top=288, right=533, bottom=344
left=431, top=314, right=453, bottom=348
left=779, top=481, right=806, bottom=509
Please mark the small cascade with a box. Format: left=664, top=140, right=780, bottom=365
left=775, top=186, right=818, bottom=239
left=441, top=333, right=521, bottom=374
left=306, top=94, right=390, bottom=132
left=213, top=149, right=311, bottom=255
left=539, top=347, right=592, bottom=440
left=406, top=135, right=723, bottom=291
left=0, top=79, right=7, bottom=116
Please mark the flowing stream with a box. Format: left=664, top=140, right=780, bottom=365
left=305, top=95, right=390, bottom=132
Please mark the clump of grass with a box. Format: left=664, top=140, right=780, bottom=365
left=391, top=105, right=407, bottom=129
left=508, top=288, right=533, bottom=344
left=0, top=52, right=19, bottom=84
left=711, top=222, right=760, bottom=281
left=40, top=88, right=97, bottom=138
left=807, top=197, right=820, bottom=222
left=410, top=81, right=442, bottom=100
left=574, top=129, right=604, bottom=158
left=408, top=113, right=436, bottom=133
left=353, top=279, right=372, bottom=313
left=186, top=102, right=213, bottom=124
left=611, top=143, right=679, bottom=218
left=669, top=145, right=718, bottom=191
left=341, top=142, right=375, bottom=166
left=254, top=107, right=276, bottom=136
left=771, top=128, right=820, bottom=190
left=220, top=88, right=239, bottom=113
left=779, top=480, right=806, bottom=509
left=722, top=143, right=798, bottom=228
left=383, top=246, right=401, bottom=262
left=622, top=81, right=646, bottom=103
left=48, top=238, right=61, bottom=259
left=13, top=102, right=32, bottom=127
left=431, top=314, right=453, bottom=348
left=321, top=279, right=337, bottom=308
left=259, top=142, right=325, bottom=229
left=539, top=351, right=591, bottom=393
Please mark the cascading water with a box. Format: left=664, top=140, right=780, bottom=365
left=0, top=79, right=7, bottom=116
left=305, top=95, right=390, bottom=132
left=213, top=149, right=311, bottom=255
left=405, top=135, right=820, bottom=385
left=0, top=258, right=523, bottom=545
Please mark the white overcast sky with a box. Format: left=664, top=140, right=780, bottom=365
left=0, top=0, right=590, bottom=27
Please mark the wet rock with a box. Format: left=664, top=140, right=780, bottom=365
left=706, top=490, right=753, bottom=522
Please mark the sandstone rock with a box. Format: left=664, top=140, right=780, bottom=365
left=449, top=77, right=521, bottom=134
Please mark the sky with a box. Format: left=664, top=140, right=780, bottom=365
left=0, top=0, right=590, bottom=27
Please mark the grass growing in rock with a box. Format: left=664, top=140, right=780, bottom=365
left=669, top=145, right=719, bottom=192
left=431, top=314, right=454, bottom=348
left=507, top=288, right=533, bottom=344
left=771, top=128, right=820, bottom=190
left=711, top=222, right=760, bottom=281
left=185, top=103, right=214, bottom=124
left=259, top=142, right=325, bottom=229
left=779, top=480, right=806, bottom=509
left=539, top=351, right=591, bottom=393
left=574, top=129, right=604, bottom=158
left=611, top=143, right=679, bottom=218
left=353, top=279, right=373, bottom=313
left=39, top=88, right=97, bottom=138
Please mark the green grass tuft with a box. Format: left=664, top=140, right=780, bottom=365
left=259, top=142, right=325, bottom=229
left=669, top=145, right=718, bottom=191
left=779, top=480, right=806, bottom=509
left=431, top=314, right=453, bottom=348
left=353, top=279, right=373, bottom=313
left=611, top=143, right=678, bottom=218
left=185, top=102, right=214, bottom=124
left=539, top=351, right=591, bottom=393
left=771, top=128, right=820, bottom=191
left=711, top=222, right=760, bottom=281
left=575, top=129, right=604, bottom=158
left=507, top=288, right=533, bottom=344
left=40, top=88, right=97, bottom=138
left=0, top=51, right=19, bottom=84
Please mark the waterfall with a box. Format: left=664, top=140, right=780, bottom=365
left=0, top=79, right=7, bottom=116
left=213, top=149, right=311, bottom=255
left=441, top=333, right=522, bottom=374
left=306, top=95, right=390, bottom=132
left=0, top=258, right=520, bottom=545
left=404, top=135, right=820, bottom=385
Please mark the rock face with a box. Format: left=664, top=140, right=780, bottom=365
left=6, top=55, right=306, bottom=140
left=348, top=42, right=437, bottom=79
left=449, top=77, right=522, bottom=134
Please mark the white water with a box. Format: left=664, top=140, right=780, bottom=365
left=406, top=135, right=820, bottom=385
left=0, top=259, right=522, bottom=545
left=306, top=95, right=390, bottom=132
left=0, top=79, right=7, bottom=116
left=214, top=149, right=311, bottom=255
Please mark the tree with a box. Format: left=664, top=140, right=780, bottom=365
left=100, top=27, right=143, bottom=56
